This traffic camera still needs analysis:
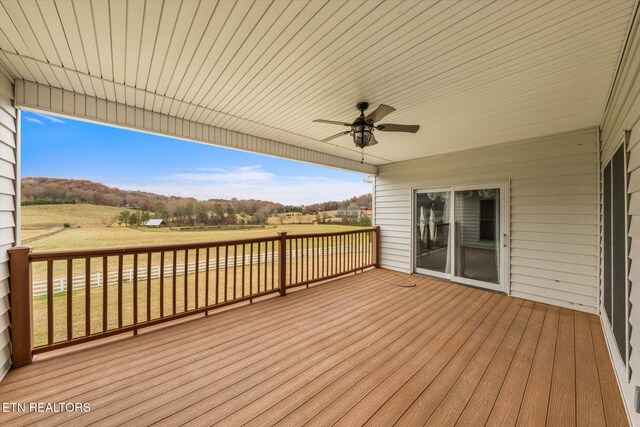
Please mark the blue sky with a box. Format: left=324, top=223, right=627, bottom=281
left=21, top=111, right=370, bottom=205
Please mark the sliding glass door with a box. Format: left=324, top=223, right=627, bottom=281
left=415, top=190, right=452, bottom=279
left=415, top=183, right=507, bottom=292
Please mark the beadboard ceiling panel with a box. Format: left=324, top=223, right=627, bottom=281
left=0, top=0, right=636, bottom=167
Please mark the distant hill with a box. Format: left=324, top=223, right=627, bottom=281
left=21, top=177, right=371, bottom=216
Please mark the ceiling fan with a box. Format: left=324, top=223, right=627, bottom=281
left=313, top=102, right=420, bottom=150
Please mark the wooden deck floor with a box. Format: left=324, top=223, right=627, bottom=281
left=0, top=269, right=629, bottom=426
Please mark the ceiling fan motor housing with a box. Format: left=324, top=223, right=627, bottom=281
left=356, top=101, right=369, bottom=112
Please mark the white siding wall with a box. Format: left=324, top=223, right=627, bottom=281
left=375, top=128, right=600, bottom=313
left=600, top=5, right=640, bottom=424
left=0, top=64, right=17, bottom=381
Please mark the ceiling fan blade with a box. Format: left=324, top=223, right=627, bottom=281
left=368, top=133, right=378, bottom=146
left=365, top=104, right=396, bottom=123
left=313, top=119, right=351, bottom=126
left=320, top=130, right=350, bottom=142
left=376, top=123, right=420, bottom=133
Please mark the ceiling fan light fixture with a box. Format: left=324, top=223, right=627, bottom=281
left=314, top=101, right=419, bottom=148
left=352, top=122, right=373, bottom=148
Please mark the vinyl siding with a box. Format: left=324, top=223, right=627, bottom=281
left=0, top=63, right=16, bottom=382
left=600, top=3, right=640, bottom=423
left=375, top=128, right=600, bottom=314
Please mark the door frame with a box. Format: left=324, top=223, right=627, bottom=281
left=412, top=186, right=453, bottom=281
left=411, top=180, right=510, bottom=294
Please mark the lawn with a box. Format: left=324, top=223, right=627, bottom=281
left=21, top=203, right=125, bottom=229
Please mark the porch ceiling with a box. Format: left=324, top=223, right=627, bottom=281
left=0, top=0, right=636, bottom=167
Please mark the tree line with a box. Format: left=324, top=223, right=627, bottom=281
left=23, top=177, right=373, bottom=227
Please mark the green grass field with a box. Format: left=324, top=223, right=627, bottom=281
left=22, top=203, right=370, bottom=346
left=22, top=203, right=125, bottom=229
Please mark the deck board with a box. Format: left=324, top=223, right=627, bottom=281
left=0, top=269, right=629, bottom=426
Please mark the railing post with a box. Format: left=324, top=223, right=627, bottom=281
left=8, top=246, right=33, bottom=367
left=278, top=232, right=287, bottom=296
left=373, top=226, right=380, bottom=268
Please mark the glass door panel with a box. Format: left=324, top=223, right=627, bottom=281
left=415, top=191, right=451, bottom=276
left=453, top=188, right=500, bottom=285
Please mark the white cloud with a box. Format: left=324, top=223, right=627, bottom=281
left=110, top=165, right=371, bottom=205
left=33, top=113, right=65, bottom=124
left=24, top=116, right=44, bottom=124
left=175, top=167, right=227, bottom=172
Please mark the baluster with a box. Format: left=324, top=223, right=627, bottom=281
left=317, top=237, right=321, bottom=280
left=302, top=238, right=306, bottom=286
left=335, top=235, right=339, bottom=274
left=264, top=241, right=268, bottom=292
left=271, top=240, right=275, bottom=290
left=216, top=246, right=220, bottom=304
left=336, top=234, right=347, bottom=272
left=361, top=231, right=365, bottom=268
left=257, top=242, right=262, bottom=294
left=66, top=259, right=72, bottom=341
left=159, top=252, right=164, bottom=318
left=133, top=254, right=138, bottom=332
left=310, top=237, right=315, bottom=282
left=117, top=254, right=123, bottom=329
left=205, top=247, right=210, bottom=308
left=195, top=248, right=200, bottom=309
left=289, top=238, right=293, bottom=285
left=241, top=244, right=246, bottom=298
left=102, top=257, right=108, bottom=332
left=148, top=253, right=154, bottom=320
left=250, top=243, right=254, bottom=294
left=224, top=246, right=229, bottom=303
left=85, top=258, right=90, bottom=336
left=328, top=236, right=332, bottom=276
left=184, top=250, right=189, bottom=311
left=233, top=244, right=238, bottom=300
left=350, top=233, right=354, bottom=271
left=354, top=232, right=361, bottom=268
left=366, top=230, right=370, bottom=265
left=323, top=236, right=326, bottom=278
left=172, top=250, right=177, bottom=315
left=333, top=235, right=337, bottom=275
left=295, top=238, right=299, bottom=284
left=278, top=232, right=287, bottom=295
left=46, top=260, right=53, bottom=344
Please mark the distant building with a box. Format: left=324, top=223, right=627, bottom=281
left=145, top=219, right=167, bottom=228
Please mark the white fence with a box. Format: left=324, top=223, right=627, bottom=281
left=32, top=246, right=358, bottom=297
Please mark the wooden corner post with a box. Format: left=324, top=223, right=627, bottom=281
left=373, top=226, right=380, bottom=268
left=278, top=232, right=287, bottom=296
left=8, top=246, right=33, bottom=367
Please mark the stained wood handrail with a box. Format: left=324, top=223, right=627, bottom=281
left=7, top=227, right=380, bottom=365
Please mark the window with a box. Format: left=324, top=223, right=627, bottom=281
left=479, top=199, right=496, bottom=241
left=602, top=142, right=629, bottom=361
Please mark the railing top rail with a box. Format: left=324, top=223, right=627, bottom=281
left=284, top=227, right=378, bottom=240
left=29, top=235, right=280, bottom=261
left=28, top=227, right=379, bottom=261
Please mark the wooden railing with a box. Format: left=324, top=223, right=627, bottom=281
left=7, top=227, right=379, bottom=366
